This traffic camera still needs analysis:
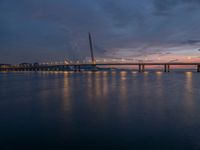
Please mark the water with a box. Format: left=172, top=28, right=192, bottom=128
left=0, top=71, right=200, bottom=150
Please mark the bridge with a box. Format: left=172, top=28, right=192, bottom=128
left=0, top=62, right=200, bottom=72
left=0, top=33, right=200, bottom=72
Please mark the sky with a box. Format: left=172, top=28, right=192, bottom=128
left=1, top=0, right=200, bottom=64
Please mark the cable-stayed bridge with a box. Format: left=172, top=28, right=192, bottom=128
left=1, top=33, right=200, bottom=72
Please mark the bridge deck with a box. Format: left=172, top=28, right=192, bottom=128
left=1, top=62, right=200, bottom=72
left=87, top=62, right=200, bottom=66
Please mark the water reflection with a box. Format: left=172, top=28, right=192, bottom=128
left=156, top=71, right=163, bottom=76
left=111, top=71, right=117, bottom=92
left=142, top=72, right=150, bottom=98
left=185, top=72, right=193, bottom=94
left=94, top=72, right=101, bottom=97
left=120, top=71, right=127, bottom=80
left=1, top=71, right=200, bottom=149
left=119, top=71, right=129, bottom=117
left=62, top=72, right=72, bottom=113
left=132, top=71, right=138, bottom=75
left=102, top=72, right=109, bottom=97
left=155, top=71, right=163, bottom=97
left=184, top=72, right=195, bottom=121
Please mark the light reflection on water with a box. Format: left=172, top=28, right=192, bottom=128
left=0, top=71, right=200, bottom=149
left=183, top=72, right=195, bottom=127
left=62, top=73, right=71, bottom=113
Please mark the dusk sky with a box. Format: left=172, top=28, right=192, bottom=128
left=1, top=0, right=200, bottom=64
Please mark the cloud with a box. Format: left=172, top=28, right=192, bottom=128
left=169, top=59, right=179, bottom=62
left=0, top=0, right=200, bottom=63
left=153, top=0, right=200, bottom=16
left=182, top=40, right=200, bottom=45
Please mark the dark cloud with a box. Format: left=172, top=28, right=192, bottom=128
left=153, top=0, right=179, bottom=16
left=153, top=0, right=200, bottom=16
left=182, top=40, right=200, bottom=45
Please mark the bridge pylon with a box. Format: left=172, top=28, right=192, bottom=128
left=88, top=32, right=96, bottom=65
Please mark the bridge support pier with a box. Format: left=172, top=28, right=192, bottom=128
left=197, top=65, right=200, bottom=72
left=74, top=65, right=81, bottom=72
left=167, top=65, right=170, bottom=72
left=138, top=64, right=141, bottom=72
left=164, top=64, right=170, bottom=72
left=78, top=65, right=81, bottom=71
left=74, top=65, right=77, bottom=72
left=142, top=65, right=145, bottom=72
left=164, top=64, right=167, bottom=72
left=91, top=64, right=97, bottom=71
left=138, top=64, right=145, bottom=72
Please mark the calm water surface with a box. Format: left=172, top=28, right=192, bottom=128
left=0, top=71, right=200, bottom=150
